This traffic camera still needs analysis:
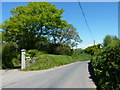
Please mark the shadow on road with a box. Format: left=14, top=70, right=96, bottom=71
left=88, top=62, right=100, bottom=90
left=12, top=66, right=21, bottom=69
left=2, top=66, right=21, bottom=70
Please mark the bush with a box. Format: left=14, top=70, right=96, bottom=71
left=0, top=44, right=2, bottom=69
left=26, top=49, right=38, bottom=57
left=26, top=49, right=44, bottom=58
left=91, top=40, right=120, bottom=89
left=80, top=53, right=91, bottom=58
left=48, top=43, right=72, bottom=56
left=75, top=48, right=84, bottom=55
left=2, top=42, right=19, bottom=68
left=84, top=44, right=102, bottom=55
left=12, top=54, right=20, bottom=66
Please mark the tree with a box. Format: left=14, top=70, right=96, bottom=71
left=103, top=35, right=119, bottom=47
left=50, top=24, right=82, bottom=47
left=84, top=44, right=102, bottom=55
left=0, top=31, right=2, bottom=42
left=103, top=35, right=112, bottom=47
left=2, top=2, right=68, bottom=50
left=113, top=36, right=119, bottom=41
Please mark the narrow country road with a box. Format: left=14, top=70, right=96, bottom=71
left=1, top=61, right=96, bottom=88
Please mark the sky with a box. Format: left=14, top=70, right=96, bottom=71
left=1, top=2, right=118, bottom=49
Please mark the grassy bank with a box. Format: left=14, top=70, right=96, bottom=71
left=22, top=54, right=91, bottom=71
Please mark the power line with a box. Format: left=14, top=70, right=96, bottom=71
left=78, top=0, right=95, bottom=45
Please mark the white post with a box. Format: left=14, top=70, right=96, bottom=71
left=21, top=49, right=26, bottom=69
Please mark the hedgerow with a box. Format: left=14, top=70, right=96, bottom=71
left=91, top=40, right=120, bottom=89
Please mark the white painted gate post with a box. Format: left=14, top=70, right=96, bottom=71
left=21, top=49, right=26, bottom=69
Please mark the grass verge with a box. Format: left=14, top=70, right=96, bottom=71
left=21, top=54, right=91, bottom=71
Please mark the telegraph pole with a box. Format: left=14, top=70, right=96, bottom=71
left=94, top=40, right=95, bottom=45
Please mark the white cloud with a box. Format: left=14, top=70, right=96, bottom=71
left=77, top=40, right=102, bottom=49
left=77, top=43, right=94, bottom=49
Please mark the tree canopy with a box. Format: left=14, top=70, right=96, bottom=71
left=2, top=2, right=81, bottom=50
left=50, top=24, right=82, bottom=47
left=84, top=44, right=102, bottom=55
left=103, top=35, right=119, bottom=47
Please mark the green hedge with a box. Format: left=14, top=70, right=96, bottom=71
left=48, top=43, right=72, bottom=56
left=2, top=42, right=20, bottom=68
left=91, top=40, right=120, bottom=89
left=84, top=44, right=102, bottom=55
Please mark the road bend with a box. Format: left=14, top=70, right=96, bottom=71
left=2, top=61, right=96, bottom=88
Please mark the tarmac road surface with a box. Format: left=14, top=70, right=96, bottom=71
left=1, top=61, right=96, bottom=88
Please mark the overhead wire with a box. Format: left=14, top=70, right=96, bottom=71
left=78, top=0, right=95, bottom=45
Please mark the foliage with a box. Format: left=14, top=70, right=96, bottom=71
left=2, top=2, right=82, bottom=51
left=91, top=40, right=120, bottom=89
left=1, top=2, right=82, bottom=68
left=12, top=54, right=20, bottom=66
left=74, top=48, right=84, bottom=55
left=21, top=54, right=90, bottom=71
left=103, top=35, right=119, bottom=47
left=0, top=49, right=1, bottom=69
left=0, top=31, right=2, bottom=41
left=48, top=43, right=72, bottom=55
left=1, top=2, right=69, bottom=50
left=0, top=43, right=2, bottom=69
left=113, top=36, right=119, bottom=41
left=2, top=42, right=19, bottom=68
left=79, top=53, right=91, bottom=59
left=26, top=49, right=38, bottom=57
left=83, top=44, right=102, bottom=55
left=50, top=24, right=82, bottom=47
left=34, top=37, right=50, bottom=51
left=26, top=49, right=44, bottom=58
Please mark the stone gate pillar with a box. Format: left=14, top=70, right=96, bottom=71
left=21, top=49, right=26, bottom=69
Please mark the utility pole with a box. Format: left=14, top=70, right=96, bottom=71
left=94, top=40, right=95, bottom=45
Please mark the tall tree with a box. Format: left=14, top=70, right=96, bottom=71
left=0, top=31, right=2, bottom=42
left=113, top=36, right=119, bottom=41
left=103, top=35, right=119, bottom=47
left=50, top=24, right=82, bottom=47
left=2, top=2, right=68, bottom=50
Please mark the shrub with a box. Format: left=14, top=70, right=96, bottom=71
left=26, top=49, right=44, bottom=58
left=12, top=54, right=20, bottom=66
left=26, top=49, right=38, bottom=57
left=48, top=43, right=72, bottom=56
left=75, top=48, right=84, bottom=55
left=84, top=44, right=102, bottom=55
left=2, top=42, right=19, bottom=68
left=0, top=44, right=2, bottom=69
left=80, top=53, right=91, bottom=58
left=91, top=40, right=120, bottom=89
